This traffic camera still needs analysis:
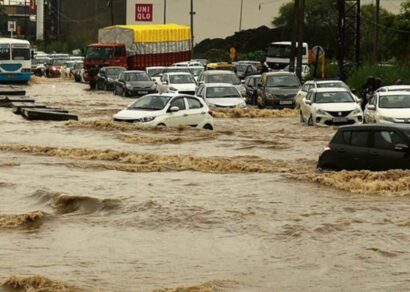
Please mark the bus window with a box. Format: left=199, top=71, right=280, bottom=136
left=0, top=44, right=10, bottom=60
left=12, top=47, right=31, bottom=60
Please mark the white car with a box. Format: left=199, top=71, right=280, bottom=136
left=295, top=79, right=353, bottom=109
left=300, top=88, right=363, bottom=126
left=196, top=83, right=246, bottom=108
left=146, top=66, right=166, bottom=84
left=113, top=93, right=214, bottom=130
left=364, top=91, right=410, bottom=124
left=197, top=70, right=246, bottom=96
left=156, top=72, right=197, bottom=95
left=375, top=85, right=410, bottom=93
left=173, top=61, right=204, bottom=68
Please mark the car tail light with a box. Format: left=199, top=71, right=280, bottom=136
left=208, top=110, right=214, bottom=117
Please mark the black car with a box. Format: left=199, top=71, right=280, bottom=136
left=113, top=70, right=157, bottom=97
left=256, top=72, right=301, bottom=109
left=234, top=63, right=258, bottom=80
left=96, top=66, right=126, bottom=91
left=318, top=124, right=410, bottom=171
left=243, top=74, right=261, bottom=105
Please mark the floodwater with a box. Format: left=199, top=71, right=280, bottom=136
left=1, top=79, right=410, bottom=292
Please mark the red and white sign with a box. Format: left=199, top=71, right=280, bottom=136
left=8, top=21, right=16, bottom=32
left=29, top=0, right=37, bottom=14
left=135, top=4, right=153, bottom=22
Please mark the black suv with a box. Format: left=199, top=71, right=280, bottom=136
left=256, top=72, right=301, bottom=109
left=318, top=124, right=410, bottom=171
left=96, top=66, right=126, bottom=91
left=113, top=70, right=157, bottom=97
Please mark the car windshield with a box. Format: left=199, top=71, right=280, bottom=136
left=235, top=64, right=249, bottom=73
left=378, top=95, right=410, bottom=109
left=106, top=68, right=125, bottom=76
left=266, top=75, right=300, bottom=87
left=164, top=67, right=191, bottom=74
left=189, top=67, right=204, bottom=77
left=86, top=47, right=113, bottom=60
left=317, top=82, right=348, bottom=89
left=124, top=72, right=150, bottom=82
left=169, top=74, right=195, bottom=84
left=206, top=87, right=240, bottom=98
left=147, top=68, right=164, bottom=77
left=314, top=92, right=354, bottom=103
left=52, top=59, right=68, bottom=66
left=128, top=95, right=172, bottom=111
left=207, top=73, right=240, bottom=85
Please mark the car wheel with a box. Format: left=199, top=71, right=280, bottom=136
left=203, top=124, right=213, bottom=130
left=257, top=97, right=264, bottom=109
left=157, top=123, right=166, bottom=127
left=307, top=115, right=314, bottom=126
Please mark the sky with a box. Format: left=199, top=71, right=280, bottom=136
left=126, top=0, right=405, bottom=43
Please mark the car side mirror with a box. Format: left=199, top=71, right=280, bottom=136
left=241, top=80, right=245, bottom=84
left=199, top=81, right=204, bottom=85
left=305, top=100, right=312, bottom=105
left=163, top=80, right=168, bottom=85
left=367, top=104, right=376, bottom=110
left=170, top=106, right=179, bottom=112
left=394, top=143, right=409, bottom=152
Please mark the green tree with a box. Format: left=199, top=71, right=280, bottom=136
left=393, top=0, right=410, bottom=62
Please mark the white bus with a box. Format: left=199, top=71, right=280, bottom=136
left=0, top=38, right=32, bottom=83
left=266, top=41, right=309, bottom=70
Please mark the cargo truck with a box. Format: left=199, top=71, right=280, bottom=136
left=84, top=24, right=191, bottom=89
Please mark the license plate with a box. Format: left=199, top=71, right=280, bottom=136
left=333, top=117, right=348, bottom=122
left=279, top=100, right=293, bottom=105
left=7, top=74, right=15, bottom=79
left=138, top=91, right=148, bottom=95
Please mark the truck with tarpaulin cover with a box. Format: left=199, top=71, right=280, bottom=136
left=84, top=24, right=192, bottom=89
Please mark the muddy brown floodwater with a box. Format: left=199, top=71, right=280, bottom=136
left=1, top=79, right=410, bottom=292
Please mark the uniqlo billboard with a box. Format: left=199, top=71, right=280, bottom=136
left=135, top=4, right=153, bottom=22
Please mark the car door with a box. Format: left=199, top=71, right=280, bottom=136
left=342, top=130, right=371, bottom=170
left=296, top=83, right=310, bottom=107
left=301, top=91, right=313, bottom=121
left=364, top=95, right=377, bottom=123
left=116, top=72, right=125, bottom=94
left=185, top=97, right=206, bottom=127
left=196, top=86, right=205, bottom=99
left=368, top=130, right=410, bottom=170
left=165, top=97, right=188, bottom=127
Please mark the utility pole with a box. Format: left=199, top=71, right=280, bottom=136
left=239, top=0, right=243, bottom=31
left=190, top=0, right=195, bottom=58
left=163, top=0, right=166, bottom=24
left=110, top=0, right=114, bottom=25
left=296, top=0, right=305, bottom=80
left=289, top=0, right=299, bottom=72
left=36, top=0, right=44, bottom=41
left=374, top=0, right=380, bottom=62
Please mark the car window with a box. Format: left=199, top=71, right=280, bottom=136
left=369, top=96, right=376, bottom=105
left=301, top=83, right=310, bottom=92
left=170, top=97, right=186, bottom=111
left=342, top=131, right=352, bottom=144
left=197, top=87, right=204, bottom=97
left=186, top=97, right=203, bottom=109
left=350, top=131, right=370, bottom=147
left=306, top=92, right=313, bottom=101
left=374, top=131, right=406, bottom=150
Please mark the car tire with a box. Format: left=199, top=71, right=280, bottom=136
left=157, top=123, right=166, bottom=127
left=257, top=97, right=264, bottom=109
left=307, top=115, right=314, bottom=126
left=203, top=124, right=213, bottom=130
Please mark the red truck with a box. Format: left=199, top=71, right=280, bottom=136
left=84, top=24, right=192, bottom=89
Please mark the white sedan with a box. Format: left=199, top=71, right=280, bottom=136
left=196, top=83, right=246, bottom=108
left=364, top=91, right=410, bottom=124
left=113, top=93, right=214, bottom=130
left=156, top=72, right=197, bottom=95
left=300, top=88, right=363, bottom=126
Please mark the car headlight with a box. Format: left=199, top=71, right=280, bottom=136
left=239, top=86, right=246, bottom=96
left=316, top=109, right=327, bottom=115
left=352, top=108, right=362, bottom=115
left=237, top=101, right=247, bottom=108
left=142, top=116, right=156, bottom=123
left=126, top=84, right=133, bottom=89
left=169, top=87, right=178, bottom=91
left=107, top=77, right=113, bottom=82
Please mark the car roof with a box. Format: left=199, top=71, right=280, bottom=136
left=247, top=74, right=261, bottom=78
left=146, top=66, right=166, bottom=69
left=378, top=85, right=410, bottom=91
left=144, top=93, right=201, bottom=99
left=310, top=87, right=350, bottom=92
left=201, top=83, right=237, bottom=87
left=263, top=71, right=297, bottom=76
left=338, top=124, right=410, bottom=131
left=377, top=91, right=410, bottom=96
left=165, top=72, right=193, bottom=76
left=202, top=70, right=235, bottom=74
left=123, top=70, right=146, bottom=73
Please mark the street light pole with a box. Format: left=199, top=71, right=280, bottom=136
left=190, top=0, right=195, bottom=58
left=239, top=0, right=243, bottom=31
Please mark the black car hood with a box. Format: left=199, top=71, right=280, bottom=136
left=126, top=81, right=154, bottom=88
left=265, top=87, right=300, bottom=96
